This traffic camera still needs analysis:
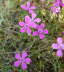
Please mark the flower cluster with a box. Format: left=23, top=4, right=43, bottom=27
left=52, top=37, right=64, bottom=57
left=51, top=0, right=64, bottom=13
left=21, top=1, right=36, bottom=14
left=13, top=1, right=64, bottom=71
left=14, top=51, right=31, bottom=70
left=33, top=23, right=48, bottom=39
left=14, top=1, right=49, bottom=71
left=19, top=1, right=48, bottom=39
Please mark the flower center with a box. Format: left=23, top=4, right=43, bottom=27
left=25, top=24, right=28, bottom=27
left=19, top=58, right=25, bottom=63
left=24, top=24, right=28, bottom=29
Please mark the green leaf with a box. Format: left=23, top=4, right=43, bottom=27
left=6, top=0, right=16, bottom=8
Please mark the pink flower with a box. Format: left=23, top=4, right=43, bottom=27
left=14, top=51, right=31, bottom=70
left=33, top=23, right=48, bottom=39
left=51, top=0, right=64, bottom=13
left=19, top=15, right=38, bottom=35
left=56, top=0, right=64, bottom=7
left=21, top=1, right=36, bottom=14
left=51, top=2, right=60, bottom=13
left=52, top=37, right=64, bottom=57
left=31, top=13, right=41, bottom=23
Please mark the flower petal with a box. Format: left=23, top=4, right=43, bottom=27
left=44, top=29, right=49, bottom=34
left=14, top=61, right=20, bottom=67
left=30, top=6, right=36, bottom=9
left=61, top=44, right=64, bottom=50
left=25, top=15, right=31, bottom=24
left=33, top=31, right=38, bottom=36
left=21, top=63, right=27, bottom=70
left=57, top=37, right=63, bottom=44
left=52, top=43, right=58, bottom=49
left=56, top=0, right=60, bottom=2
left=56, top=50, right=63, bottom=57
left=37, top=23, right=45, bottom=29
left=29, top=22, right=37, bottom=29
left=54, top=2, right=59, bottom=7
left=15, top=53, right=21, bottom=59
left=19, top=21, right=24, bottom=26
left=31, top=13, right=37, bottom=19
left=51, top=6, right=60, bottom=13
left=34, top=18, right=41, bottom=23
left=27, top=1, right=30, bottom=8
left=29, top=9, right=35, bottom=14
left=39, top=34, right=45, bottom=39
left=22, top=52, right=28, bottom=58
left=26, top=27, right=31, bottom=35
left=20, top=27, right=25, bottom=33
left=61, top=3, right=64, bottom=7
left=20, top=5, right=28, bottom=10
left=25, top=58, right=31, bottom=64
left=40, top=23, right=45, bottom=28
